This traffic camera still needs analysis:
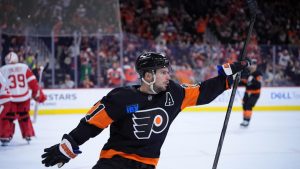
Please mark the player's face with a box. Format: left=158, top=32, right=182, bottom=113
left=249, top=64, right=257, bottom=72
left=154, top=67, right=170, bottom=92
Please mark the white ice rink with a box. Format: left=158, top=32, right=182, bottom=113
left=1, top=112, right=300, bottom=169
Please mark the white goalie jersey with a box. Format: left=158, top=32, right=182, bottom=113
left=0, top=63, right=38, bottom=102
left=0, top=71, right=11, bottom=105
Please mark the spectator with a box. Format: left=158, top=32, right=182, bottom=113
left=60, top=74, right=75, bottom=89
left=81, top=75, right=94, bottom=88
left=107, top=61, right=124, bottom=87
left=278, top=49, right=291, bottom=70
left=123, top=62, right=139, bottom=86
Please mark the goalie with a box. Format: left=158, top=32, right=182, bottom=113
left=0, top=52, right=47, bottom=146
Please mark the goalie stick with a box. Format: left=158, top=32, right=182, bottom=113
left=32, top=62, right=49, bottom=123
left=212, top=0, right=257, bottom=169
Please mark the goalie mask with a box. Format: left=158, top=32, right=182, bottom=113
left=5, top=52, right=19, bottom=64
left=135, top=52, right=170, bottom=77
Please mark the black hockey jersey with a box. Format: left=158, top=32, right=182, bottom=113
left=80, top=75, right=232, bottom=166
left=240, top=69, right=262, bottom=95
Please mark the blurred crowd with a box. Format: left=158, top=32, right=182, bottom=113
left=1, top=0, right=300, bottom=88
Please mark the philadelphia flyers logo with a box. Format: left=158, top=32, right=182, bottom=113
left=132, top=108, right=169, bottom=139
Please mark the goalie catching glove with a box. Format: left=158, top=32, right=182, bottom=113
left=217, top=58, right=251, bottom=76
left=41, top=134, right=82, bottom=168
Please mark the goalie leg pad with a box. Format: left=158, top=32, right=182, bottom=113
left=0, top=102, right=11, bottom=115
left=18, top=112, right=35, bottom=138
left=0, top=103, right=16, bottom=140
left=0, top=118, right=15, bottom=139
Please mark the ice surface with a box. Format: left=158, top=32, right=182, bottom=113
left=1, top=112, right=300, bottom=169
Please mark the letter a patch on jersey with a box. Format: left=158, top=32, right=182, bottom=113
left=165, top=92, right=174, bottom=106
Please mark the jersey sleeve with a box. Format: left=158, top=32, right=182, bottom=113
left=26, top=67, right=40, bottom=96
left=0, top=73, right=11, bottom=104
left=239, top=69, right=250, bottom=86
left=84, top=88, right=126, bottom=129
left=247, top=71, right=262, bottom=89
left=68, top=87, right=133, bottom=145
left=180, top=83, right=200, bottom=110
left=68, top=91, right=124, bottom=146
left=180, top=75, right=232, bottom=110
left=197, top=75, right=232, bottom=105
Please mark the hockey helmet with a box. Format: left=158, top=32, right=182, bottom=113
left=251, top=58, right=257, bottom=65
left=135, top=52, right=169, bottom=76
left=5, top=52, right=19, bottom=64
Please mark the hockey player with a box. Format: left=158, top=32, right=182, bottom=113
left=239, top=59, right=262, bottom=127
left=0, top=52, right=47, bottom=145
left=0, top=71, right=11, bottom=146
left=41, top=52, right=250, bottom=169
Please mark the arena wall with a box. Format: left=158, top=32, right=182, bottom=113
left=30, top=87, right=300, bottom=115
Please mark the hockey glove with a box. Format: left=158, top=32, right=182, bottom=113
left=41, top=134, right=82, bottom=168
left=218, top=58, right=251, bottom=76
left=34, top=88, right=47, bottom=103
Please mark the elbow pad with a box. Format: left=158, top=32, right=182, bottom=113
left=69, top=118, right=103, bottom=145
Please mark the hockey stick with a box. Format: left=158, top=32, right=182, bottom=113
left=32, top=62, right=49, bottom=123
left=212, top=0, right=257, bottom=169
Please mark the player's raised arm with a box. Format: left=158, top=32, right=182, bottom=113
left=197, top=59, right=251, bottom=105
